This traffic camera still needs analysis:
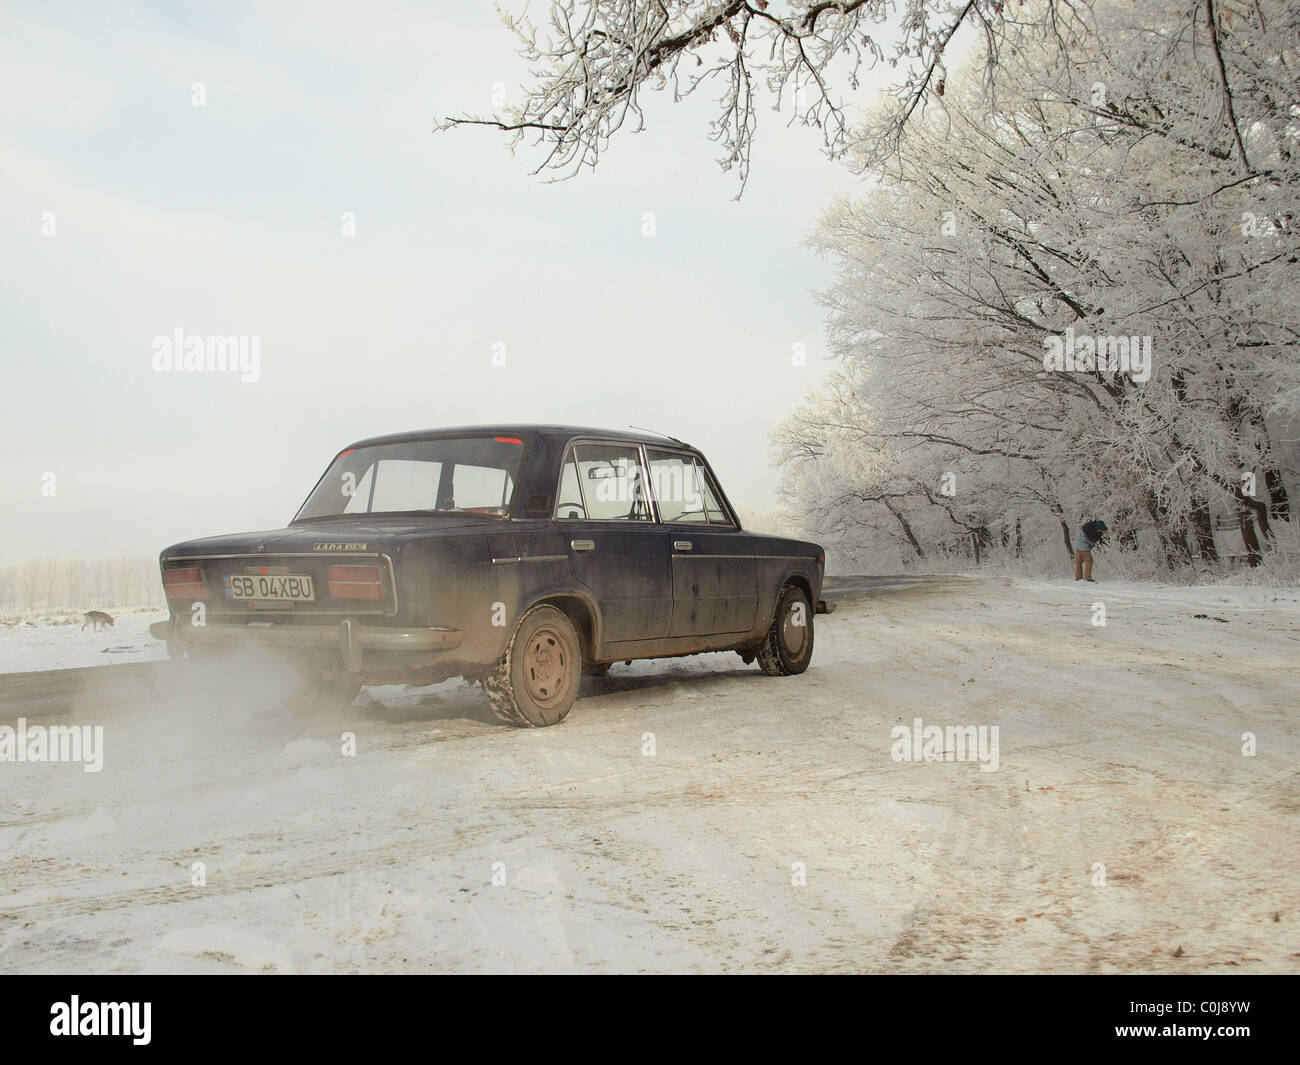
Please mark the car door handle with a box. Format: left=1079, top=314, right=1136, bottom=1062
left=570, top=539, right=596, bottom=552
left=673, top=540, right=693, bottom=552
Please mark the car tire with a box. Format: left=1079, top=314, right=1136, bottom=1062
left=483, top=604, right=582, bottom=727
left=757, top=583, right=814, bottom=677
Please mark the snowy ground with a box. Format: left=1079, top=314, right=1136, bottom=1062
left=1, top=576, right=1297, bottom=973
left=0, top=609, right=166, bottom=673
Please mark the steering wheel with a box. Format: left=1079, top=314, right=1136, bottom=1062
left=557, top=500, right=586, bottom=519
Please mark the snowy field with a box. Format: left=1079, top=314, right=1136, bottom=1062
left=1, top=576, right=1297, bottom=973
left=0, top=609, right=167, bottom=674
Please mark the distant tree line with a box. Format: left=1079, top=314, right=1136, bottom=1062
left=0, top=557, right=164, bottom=613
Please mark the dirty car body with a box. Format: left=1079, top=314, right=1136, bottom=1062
left=152, top=425, right=827, bottom=726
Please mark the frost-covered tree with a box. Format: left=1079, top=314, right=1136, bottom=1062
left=776, top=0, right=1299, bottom=569
left=440, top=0, right=1098, bottom=190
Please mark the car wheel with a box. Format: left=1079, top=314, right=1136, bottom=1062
left=483, top=604, right=582, bottom=727
left=757, top=583, right=814, bottom=677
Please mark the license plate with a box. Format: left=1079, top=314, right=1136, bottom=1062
left=225, top=573, right=315, bottom=602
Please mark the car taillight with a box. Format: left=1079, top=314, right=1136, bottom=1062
left=327, top=564, right=384, bottom=600
left=162, top=567, right=206, bottom=600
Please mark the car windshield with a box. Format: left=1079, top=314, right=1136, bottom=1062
left=292, top=436, right=524, bottom=521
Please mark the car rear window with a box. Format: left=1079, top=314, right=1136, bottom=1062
left=294, top=436, right=524, bottom=520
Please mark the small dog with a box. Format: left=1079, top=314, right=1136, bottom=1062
left=82, top=610, right=115, bottom=632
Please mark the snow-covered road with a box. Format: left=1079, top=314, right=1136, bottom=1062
left=1, top=576, right=1297, bottom=973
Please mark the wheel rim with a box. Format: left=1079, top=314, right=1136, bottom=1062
left=781, top=598, right=807, bottom=656
left=521, top=625, right=572, bottom=709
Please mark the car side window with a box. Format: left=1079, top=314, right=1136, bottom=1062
left=560, top=444, right=651, bottom=521
left=697, top=461, right=733, bottom=525
left=556, top=451, right=585, bottom=519
left=647, top=450, right=708, bottom=523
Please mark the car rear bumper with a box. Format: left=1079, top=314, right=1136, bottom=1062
left=149, top=616, right=463, bottom=672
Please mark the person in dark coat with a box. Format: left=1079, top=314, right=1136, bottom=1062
left=1073, top=519, right=1109, bottom=581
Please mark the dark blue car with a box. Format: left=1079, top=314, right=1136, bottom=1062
left=152, top=425, right=827, bottom=726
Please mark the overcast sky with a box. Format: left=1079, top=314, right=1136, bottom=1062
left=0, top=0, right=877, bottom=563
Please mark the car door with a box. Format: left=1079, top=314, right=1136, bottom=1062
left=556, top=441, right=672, bottom=644
left=645, top=449, right=757, bottom=638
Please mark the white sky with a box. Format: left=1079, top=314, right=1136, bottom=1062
left=0, top=0, right=881, bottom=562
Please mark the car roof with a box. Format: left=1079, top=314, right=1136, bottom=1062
left=346, top=424, right=695, bottom=450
